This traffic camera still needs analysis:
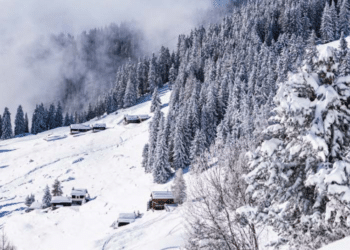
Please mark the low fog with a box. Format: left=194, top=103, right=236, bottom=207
left=0, top=0, right=214, bottom=118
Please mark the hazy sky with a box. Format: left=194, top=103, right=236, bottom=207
left=0, top=0, right=213, bottom=119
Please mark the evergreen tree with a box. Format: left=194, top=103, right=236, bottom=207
left=171, top=168, right=187, bottom=204
left=51, top=179, right=63, bottom=196
left=63, top=113, right=70, bottom=126
left=123, top=77, right=137, bottom=108
left=339, top=0, right=350, bottom=36
left=42, top=185, right=52, bottom=208
left=55, top=102, right=63, bottom=127
left=14, top=105, right=25, bottom=136
left=173, top=116, right=189, bottom=170
left=46, top=103, right=56, bottom=130
left=305, top=30, right=319, bottom=72
left=146, top=106, right=162, bottom=173
left=246, top=49, right=350, bottom=248
left=24, top=113, right=29, bottom=133
left=0, top=115, right=2, bottom=138
left=150, top=87, right=162, bottom=113
left=321, top=2, right=335, bottom=43
left=141, top=143, right=149, bottom=170
left=153, top=116, right=172, bottom=184
left=338, top=31, right=348, bottom=63
left=25, top=194, right=35, bottom=207
left=1, top=107, right=12, bottom=140
left=147, top=60, right=157, bottom=93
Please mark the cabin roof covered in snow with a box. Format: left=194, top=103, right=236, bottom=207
left=151, top=191, right=174, bottom=199
left=138, top=115, right=150, bottom=119
left=124, top=114, right=150, bottom=121
left=92, top=123, right=106, bottom=128
left=51, top=196, right=72, bottom=203
left=124, top=115, right=139, bottom=121
left=118, top=213, right=136, bottom=223
left=70, top=124, right=91, bottom=130
left=71, top=189, right=88, bottom=196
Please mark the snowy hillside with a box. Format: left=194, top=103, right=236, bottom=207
left=0, top=88, right=187, bottom=250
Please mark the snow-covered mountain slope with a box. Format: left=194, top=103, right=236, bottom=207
left=0, top=88, right=186, bottom=250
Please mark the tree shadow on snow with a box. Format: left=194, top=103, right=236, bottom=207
left=0, top=149, right=16, bottom=153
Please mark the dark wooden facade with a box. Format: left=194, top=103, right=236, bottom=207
left=148, top=198, right=175, bottom=210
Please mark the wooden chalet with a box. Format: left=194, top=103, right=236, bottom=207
left=91, top=123, right=106, bottom=132
left=147, top=191, right=175, bottom=210
left=123, top=114, right=150, bottom=124
left=116, top=213, right=136, bottom=227
left=51, top=196, right=72, bottom=208
left=71, top=188, right=90, bottom=205
left=70, top=124, right=91, bottom=134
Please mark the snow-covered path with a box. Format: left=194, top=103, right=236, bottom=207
left=0, top=88, right=186, bottom=250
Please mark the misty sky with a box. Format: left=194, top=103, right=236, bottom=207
left=0, top=0, right=213, bottom=119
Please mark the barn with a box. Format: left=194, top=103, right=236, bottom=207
left=51, top=196, right=72, bottom=208
left=91, top=123, right=106, bottom=132
left=147, top=191, right=175, bottom=210
left=123, top=114, right=150, bottom=124
left=70, top=124, right=91, bottom=134
left=71, top=188, right=90, bottom=205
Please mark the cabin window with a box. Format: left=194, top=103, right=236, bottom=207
left=72, top=195, right=76, bottom=198
left=80, top=196, right=84, bottom=199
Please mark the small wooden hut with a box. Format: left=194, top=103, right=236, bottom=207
left=116, top=213, right=136, bottom=227
left=71, top=188, right=90, bottom=205
left=147, top=191, right=175, bottom=210
left=70, top=124, right=91, bottom=134
left=51, top=196, right=72, bottom=208
left=91, top=123, right=106, bottom=132
left=123, top=114, right=150, bottom=124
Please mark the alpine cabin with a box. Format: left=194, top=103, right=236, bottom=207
left=91, top=123, right=106, bottom=132
left=116, top=213, right=136, bottom=227
left=71, top=188, right=90, bottom=205
left=70, top=124, right=91, bottom=134
left=147, top=191, right=175, bottom=210
left=123, top=114, right=150, bottom=124
left=51, top=196, right=72, bottom=208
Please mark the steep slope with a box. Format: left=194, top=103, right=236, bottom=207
left=0, top=87, right=186, bottom=250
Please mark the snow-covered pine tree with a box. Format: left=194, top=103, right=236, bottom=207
left=148, top=59, right=157, bottom=93
left=173, top=115, right=189, bottom=170
left=51, top=179, right=63, bottom=196
left=46, top=103, right=56, bottom=130
left=63, top=113, right=70, bottom=126
left=150, top=87, right=162, bottom=113
left=305, top=30, right=319, bottom=73
left=1, top=107, right=12, bottom=140
left=55, top=102, right=63, bottom=127
left=141, top=143, right=149, bottom=170
left=146, top=106, right=162, bottom=173
left=0, top=115, right=2, bottom=138
left=338, top=0, right=350, bottom=36
left=42, top=185, right=52, bottom=208
left=24, top=113, right=29, bottom=133
left=338, top=32, right=348, bottom=64
left=123, top=77, right=137, bottom=108
left=153, top=115, right=172, bottom=184
left=171, top=168, right=186, bottom=204
left=14, top=105, right=25, bottom=136
left=245, top=47, right=350, bottom=248
left=321, top=2, right=335, bottom=43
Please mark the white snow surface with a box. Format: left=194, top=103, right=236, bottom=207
left=0, top=89, right=186, bottom=250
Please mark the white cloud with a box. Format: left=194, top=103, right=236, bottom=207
left=0, top=0, right=212, bottom=118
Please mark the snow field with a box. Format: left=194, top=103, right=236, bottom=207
left=0, top=89, right=186, bottom=250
